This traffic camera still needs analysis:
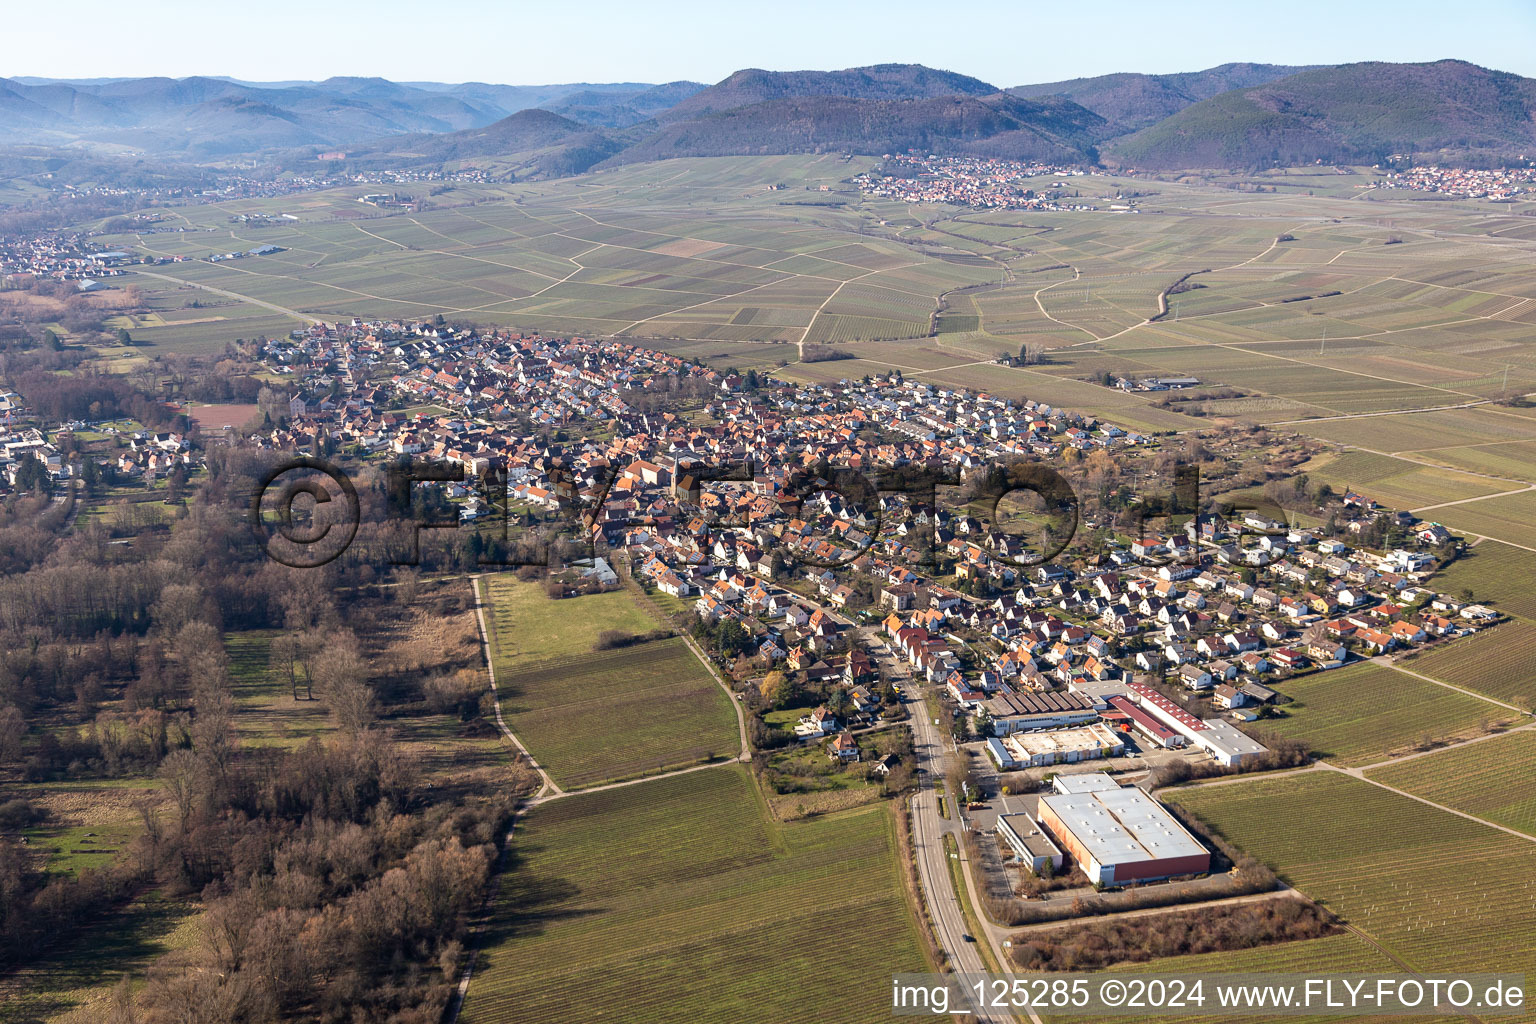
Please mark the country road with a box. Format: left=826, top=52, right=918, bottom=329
left=878, top=630, right=1033, bottom=1024
left=129, top=267, right=320, bottom=324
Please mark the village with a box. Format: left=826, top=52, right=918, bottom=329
left=0, top=310, right=1504, bottom=913
left=227, top=319, right=1499, bottom=800
left=855, top=154, right=1103, bottom=209
left=1370, top=163, right=1536, bottom=200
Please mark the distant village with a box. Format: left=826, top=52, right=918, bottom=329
left=856, top=155, right=1109, bottom=210
left=1371, top=164, right=1536, bottom=200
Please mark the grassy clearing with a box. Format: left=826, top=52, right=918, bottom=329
left=1260, top=662, right=1508, bottom=767
left=1365, top=729, right=1536, bottom=837
left=459, top=766, right=927, bottom=1024
left=226, top=630, right=335, bottom=748
left=0, top=892, right=201, bottom=1024
left=481, top=575, right=660, bottom=667
left=1399, top=621, right=1536, bottom=710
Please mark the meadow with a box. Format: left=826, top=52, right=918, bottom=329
left=480, top=574, right=660, bottom=665
left=1259, top=662, right=1509, bottom=766
left=1365, top=729, right=1536, bottom=838
left=458, top=766, right=928, bottom=1024
left=479, top=577, right=740, bottom=788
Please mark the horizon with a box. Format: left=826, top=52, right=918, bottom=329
left=7, top=0, right=1536, bottom=85
left=6, top=54, right=1536, bottom=92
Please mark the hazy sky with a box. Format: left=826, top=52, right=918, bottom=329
left=11, top=0, right=1536, bottom=85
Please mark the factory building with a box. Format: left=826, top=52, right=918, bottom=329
left=1105, top=695, right=1186, bottom=749
left=996, top=813, right=1065, bottom=874
left=990, top=722, right=1124, bottom=768
left=1124, top=681, right=1269, bottom=767
left=1037, top=783, right=1211, bottom=886
left=980, top=690, right=1098, bottom=736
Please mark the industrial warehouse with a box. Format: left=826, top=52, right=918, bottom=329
left=985, top=722, right=1125, bottom=768
left=1033, top=775, right=1211, bottom=886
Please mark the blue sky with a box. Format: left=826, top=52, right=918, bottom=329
left=11, top=0, right=1536, bottom=85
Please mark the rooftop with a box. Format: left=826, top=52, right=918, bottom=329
left=1040, top=786, right=1207, bottom=868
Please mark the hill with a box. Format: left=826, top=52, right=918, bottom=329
left=1107, top=60, right=1536, bottom=169
left=334, top=108, right=623, bottom=177
left=661, top=63, right=999, bottom=120
left=543, top=81, right=707, bottom=128
left=0, top=76, right=655, bottom=158
left=606, top=92, right=1103, bottom=165
left=1010, top=62, right=1321, bottom=137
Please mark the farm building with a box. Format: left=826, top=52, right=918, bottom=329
left=999, top=723, right=1124, bottom=767
left=1036, top=785, right=1210, bottom=886
left=996, top=813, right=1064, bottom=874
left=1124, top=681, right=1268, bottom=767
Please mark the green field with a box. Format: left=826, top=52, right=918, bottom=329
left=1163, top=772, right=1536, bottom=1021
left=481, top=578, right=739, bottom=788
left=1431, top=542, right=1536, bottom=622
left=494, top=638, right=739, bottom=787
left=1260, top=662, right=1509, bottom=767
left=1399, top=621, right=1536, bottom=710
left=481, top=575, right=661, bottom=666
left=1430, top=490, right=1536, bottom=550
left=1365, top=729, right=1536, bottom=837
left=459, top=766, right=927, bottom=1024
left=226, top=630, right=335, bottom=748
left=1298, top=450, right=1506, bottom=510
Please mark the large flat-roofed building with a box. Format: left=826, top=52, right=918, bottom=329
left=981, top=690, right=1097, bottom=735
left=1002, top=723, right=1124, bottom=767
left=1037, top=785, right=1210, bottom=886
left=1124, top=681, right=1268, bottom=767
left=1052, top=772, right=1119, bottom=795
left=996, top=813, right=1065, bottom=874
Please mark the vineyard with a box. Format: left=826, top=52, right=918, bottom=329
left=459, top=767, right=928, bottom=1024
left=1400, top=620, right=1536, bottom=710
left=1168, top=773, right=1536, bottom=998
left=480, top=578, right=738, bottom=788
left=1258, top=662, right=1505, bottom=767
left=1366, top=730, right=1536, bottom=838
left=494, top=638, right=739, bottom=789
left=1430, top=543, right=1536, bottom=623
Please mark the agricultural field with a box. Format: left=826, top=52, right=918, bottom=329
left=59, top=153, right=1536, bottom=450
left=492, top=638, right=739, bottom=788
left=95, top=156, right=998, bottom=357
left=480, top=574, right=660, bottom=665
left=1398, top=621, right=1536, bottom=710
left=1259, top=662, right=1511, bottom=767
left=458, top=766, right=928, bottom=1024
left=480, top=578, right=740, bottom=788
left=1424, top=489, right=1536, bottom=550
left=1164, top=772, right=1536, bottom=1010
left=1297, top=450, right=1507, bottom=510
left=1366, top=729, right=1536, bottom=838
left=1430, top=542, right=1536, bottom=622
